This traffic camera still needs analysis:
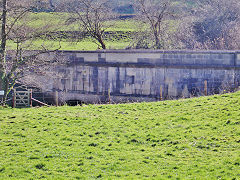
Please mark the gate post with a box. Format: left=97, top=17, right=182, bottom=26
left=160, top=85, right=163, bottom=100
left=54, top=90, right=59, bottom=106
left=13, top=89, right=16, bottom=108
left=204, top=80, right=208, bottom=96
left=29, top=89, right=32, bottom=107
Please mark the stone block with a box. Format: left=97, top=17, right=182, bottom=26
left=77, top=53, right=98, bottom=62
left=171, top=58, right=182, bottom=65
left=182, top=57, right=193, bottom=64
left=159, top=54, right=164, bottom=59
left=191, top=54, right=197, bottom=58
left=162, top=54, right=168, bottom=58
left=126, top=68, right=137, bottom=76
left=138, top=58, right=151, bottom=64
left=98, top=58, right=106, bottom=62
left=179, top=54, right=185, bottom=59
left=218, top=54, right=223, bottom=59
left=173, top=54, right=179, bottom=59
left=155, top=58, right=165, bottom=65
left=210, top=54, right=219, bottom=59
left=203, top=54, right=210, bottom=59
left=237, top=54, right=240, bottom=66
left=197, top=54, right=204, bottom=59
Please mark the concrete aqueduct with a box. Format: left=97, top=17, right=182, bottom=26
left=22, top=50, right=240, bottom=104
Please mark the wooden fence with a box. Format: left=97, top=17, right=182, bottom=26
left=13, top=89, right=49, bottom=108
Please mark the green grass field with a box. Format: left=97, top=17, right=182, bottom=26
left=26, top=13, right=141, bottom=32
left=0, top=92, right=240, bottom=179
left=7, top=12, right=139, bottom=51
left=7, top=12, right=181, bottom=51
left=7, top=39, right=131, bottom=51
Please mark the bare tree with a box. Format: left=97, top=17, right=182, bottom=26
left=134, top=0, right=176, bottom=49
left=65, top=0, right=116, bottom=49
left=177, top=0, right=240, bottom=50
left=0, top=0, right=61, bottom=104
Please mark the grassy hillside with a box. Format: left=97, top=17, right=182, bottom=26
left=0, top=92, right=240, bottom=179
left=25, top=13, right=140, bottom=32
left=7, top=12, right=140, bottom=51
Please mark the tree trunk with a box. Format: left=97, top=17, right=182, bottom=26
left=154, top=31, right=161, bottom=49
left=99, top=39, right=106, bottom=49
left=100, top=41, right=106, bottom=49
left=3, top=77, right=9, bottom=103
left=1, top=0, right=7, bottom=54
left=0, top=0, right=7, bottom=104
left=97, top=35, right=106, bottom=49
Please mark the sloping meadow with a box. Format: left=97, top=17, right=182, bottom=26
left=0, top=92, right=240, bottom=179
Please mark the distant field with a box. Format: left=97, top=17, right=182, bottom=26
left=7, top=12, right=142, bottom=50
left=7, top=39, right=131, bottom=51
left=8, top=12, right=178, bottom=51
left=26, top=13, right=140, bottom=32
left=0, top=92, right=240, bottom=179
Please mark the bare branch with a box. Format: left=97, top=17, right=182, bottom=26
left=65, top=0, right=116, bottom=49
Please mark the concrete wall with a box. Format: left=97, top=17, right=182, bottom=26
left=24, top=50, right=240, bottom=104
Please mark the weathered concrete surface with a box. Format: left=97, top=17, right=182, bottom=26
left=22, top=50, right=240, bottom=104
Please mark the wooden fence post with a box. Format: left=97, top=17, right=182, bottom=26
left=54, top=91, right=59, bottom=106
left=160, top=85, right=163, bottom=100
left=29, top=89, right=32, bottom=107
left=204, top=80, right=208, bottom=96
left=108, top=88, right=111, bottom=103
